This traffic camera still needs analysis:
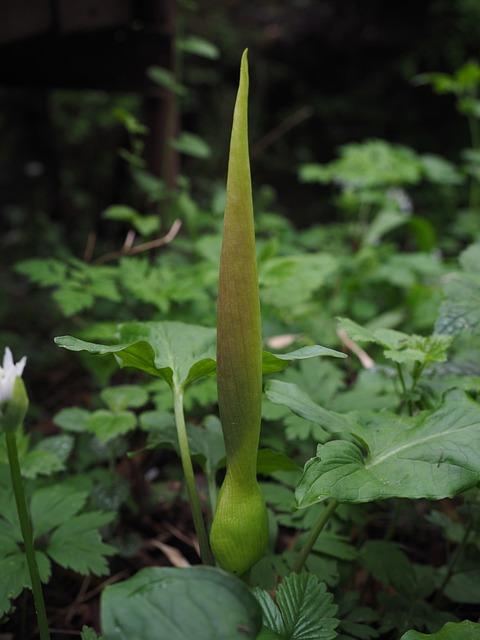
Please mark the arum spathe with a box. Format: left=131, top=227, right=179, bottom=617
left=210, top=50, right=269, bottom=575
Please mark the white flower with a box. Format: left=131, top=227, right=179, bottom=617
left=0, top=348, right=26, bottom=405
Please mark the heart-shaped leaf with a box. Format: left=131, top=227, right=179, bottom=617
left=401, top=621, right=480, bottom=639
left=100, top=566, right=262, bottom=640
left=55, top=322, right=343, bottom=391
left=296, top=390, right=480, bottom=506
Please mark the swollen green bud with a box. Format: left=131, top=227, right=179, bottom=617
left=1, top=377, right=29, bottom=433
left=210, top=50, right=269, bottom=575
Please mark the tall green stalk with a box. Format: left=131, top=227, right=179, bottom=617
left=210, top=50, right=269, bottom=575
left=173, top=388, right=214, bottom=565
left=6, top=432, right=50, bottom=640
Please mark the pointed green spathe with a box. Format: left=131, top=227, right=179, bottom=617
left=209, top=50, right=269, bottom=575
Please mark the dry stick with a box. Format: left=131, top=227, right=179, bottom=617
left=252, top=106, right=314, bottom=158
left=337, top=328, right=375, bottom=369
left=83, top=232, right=97, bottom=262
left=293, top=500, right=339, bottom=573
left=93, top=218, right=182, bottom=264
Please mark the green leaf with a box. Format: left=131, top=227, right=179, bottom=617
left=54, top=407, right=90, bottom=433
left=81, top=627, right=104, bottom=640
left=100, top=385, right=149, bottom=412
left=170, top=132, right=211, bottom=158
left=147, top=66, right=187, bottom=96
left=257, top=449, right=300, bottom=475
left=56, top=322, right=333, bottom=391
left=15, top=258, right=67, bottom=286
left=31, top=485, right=88, bottom=538
left=254, top=572, right=338, bottom=639
left=363, top=210, right=409, bottom=246
left=337, top=318, right=452, bottom=365
left=296, top=390, right=480, bottom=506
left=55, top=321, right=216, bottom=390
left=262, top=346, right=346, bottom=375
left=178, top=35, right=220, bottom=59
left=401, top=621, right=480, bottom=639
left=102, top=205, right=160, bottom=236
left=101, top=566, right=263, bottom=639
left=266, top=380, right=356, bottom=434
left=0, top=550, right=51, bottom=617
left=360, top=541, right=416, bottom=595
left=47, top=511, right=116, bottom=576
left=87, top=410, right=137, bottom=443
left=298, top=139, right=423, bottom=189
left=53, top=286, right=95, bottom=316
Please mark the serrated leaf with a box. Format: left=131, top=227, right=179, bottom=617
left=87, top=410, right=137, bottom=443
left=401, top=621, right=480, bottom=639
left=101, top=566, right=262, bottom=639
left=296, top=390, right=480, bottom=506
left=254, top=573, right=339, bottom=640
left=15, top=258, right=67, bottom=286
left=337, top=318, right=452, bottom=365
left=31, top=484, right=88, bottom=538
left=47, top=511, right=116, bottom=576
left=0, top=550, right=51, bottom=617
left=53, top=286, right=94, bottom=316
left=81, top=627, right=104, bottom=640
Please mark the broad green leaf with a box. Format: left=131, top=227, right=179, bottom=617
left=55, top=321, right=217, bottom=390
left=401, top=621, right=480, bottom=639
left=101, top=566, right=263, bottom=639
left=101, top=385, right=149, bottom=411
left=47, top=511, right=116, bottom=576
left=296, top=390, right=480, bottom=506
left=360, top=541, right=416, bottom=595
left=87, top=410, right=137, bottom=443
left=170, top=132, right=211, bottom=158
left=56, top=322, right=336, bottom=390
left=262, top=346, right=346, bottom=375
left=266, top=380, right=356, bottom=434
left=443, top=568, right=480, bottom=604
left=257, top=449, right=300, bottom=474
left=363, top=209, right=409, bottom=246
left=178, top=35, right=220, bottom=59
left=254, top=573, right=338, bottom=640
left=54, top=407, right=90, bottom=432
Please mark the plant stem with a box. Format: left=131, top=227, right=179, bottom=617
left=173, top=388, right=214, bottom=565
left=395, top=363, right=412, bottom=415
left=5, top=431, right=50, bottom=640
left=434, top=516, right=473, bottom=605
left=293, top=500, right=338, bottom=573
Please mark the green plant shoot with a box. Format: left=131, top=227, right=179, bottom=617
left=209, top=49, right=269, bottom=575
